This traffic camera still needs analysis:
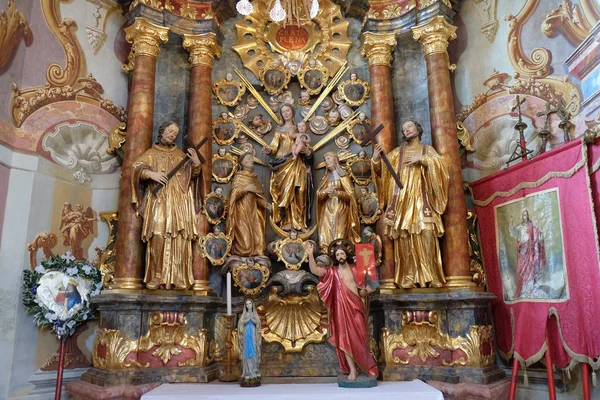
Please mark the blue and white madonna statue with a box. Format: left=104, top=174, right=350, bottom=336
left=238, top=298, right=262, bottom=387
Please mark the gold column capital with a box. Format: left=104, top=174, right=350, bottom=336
left=122, top=18, right=169, bottom=72
left=183, top=32, right=222, bottom=69
left=359, top=32, right=397, bottom=69
left=412, top=15, right=457, bottom=56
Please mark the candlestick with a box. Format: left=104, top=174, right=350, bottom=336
left=226, top=272, right=232, bottom=316
left=218, top=314, right=239, bottom=382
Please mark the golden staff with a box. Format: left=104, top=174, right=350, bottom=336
left=303, top=62, right=348, bottom=123
left=230, top=145, right=270, bottom=168
left=234, top=67, right=282, bottom=125
left=312, top=110, right=361, bottom=152
left=228, top=112, right=271, bottom=148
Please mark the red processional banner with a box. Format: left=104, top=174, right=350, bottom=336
left=470, top=139, right=600, bottom=369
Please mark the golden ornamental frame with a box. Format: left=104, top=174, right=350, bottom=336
left=347, top=156, right=372, bottom=186
left=337, top=76, right=370, bottom=107
left=203, top=191, right=228, bottom=225
left=212, top=78, right=246, bottom=107
left=232, top=263, right=270, bottom=296
left=259, top=59, right=292, bottom=95
left=211, top=153, right=238, bottom=184
left=346, top=118, right=371, bottom=143
left=212, top=115, right=240, bottom=146
left=275, top=237, right=308, bottom=271
left=199, top=233, right=232, bottom=266
left=359, top=191, right=381, bottom=225
left=298, top=64, right=330, bottom=95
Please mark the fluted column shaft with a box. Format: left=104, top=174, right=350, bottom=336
left=183, top=33, right=222, bottom=295
left=113, top=18, right=169, bottom=290
left=360, top=32, right=398, bottom=292
left=412, top=16, right=475, bottom=288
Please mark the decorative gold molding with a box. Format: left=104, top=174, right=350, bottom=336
left=504, top=0, right=551, bottom=77
left=412, top=15, right=457, bottom=57
left=457, top=121, right=475, bottom=152
left=542, top=0, right=593, bottom=46
left=93, top=312, right=216, bottom=369
left=380, top=311, right=495, bottom=367
left=93, top=329, right=148, bottom=369
left=232, top=0, right=351, bottom=80
left=122, top=18, right=169, bottom=72
left=359, top=32, right=397, bottom=69
left=182, top=33, right=222, bottom=69
left=138, top=312, right=216, bottom=367
left=257, top=286, right=328, bottom=353
left=94, top=211, right=118, bottom=289
left=0, top=0, right=32, bottom=73
left=107, top=123, right=126, bottom=157
left=466, top=210, right=486, bottom=288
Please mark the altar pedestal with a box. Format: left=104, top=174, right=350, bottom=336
left=69, top=292, right=224, bottom=394
left=372, top=292, right=504, bottom=385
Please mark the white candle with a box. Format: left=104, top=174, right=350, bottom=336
left=226, top=272, right=232, bottom=316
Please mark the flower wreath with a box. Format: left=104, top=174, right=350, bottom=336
left=22, top=251, right=103, bottom=339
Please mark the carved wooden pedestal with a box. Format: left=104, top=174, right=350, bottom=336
left=371, top=292, right=505, bottom=386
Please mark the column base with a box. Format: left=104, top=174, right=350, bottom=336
left=193, top=279, right=214, bottom=296
left=444, top=275, right=480, bottom=289
left=111, top=277, right=144, bottom=290
left=379, top=279, right=397, bottom=294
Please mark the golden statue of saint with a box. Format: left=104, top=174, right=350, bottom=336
left=263, top=105, right=313, bottom=232
left=373, top=121, right=449, bottom=289
left=132, top=121, right=203, bottom=290
left=316, top=152, right=361, bottom=252
left=226, top=152, right=272, bottom=256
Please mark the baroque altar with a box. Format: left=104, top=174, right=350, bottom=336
left=66, top=0, right=506, bottom=398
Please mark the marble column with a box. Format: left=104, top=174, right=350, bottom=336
left=112, top=18, right=169, bottom=290
left=412, top=16, right=476, bottom=289
left=183, top=33, right=222, bottom=296
left=360, top=32, right=398, bottom=292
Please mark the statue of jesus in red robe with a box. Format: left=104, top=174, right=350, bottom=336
left=305, top=241, right=378, bottom=381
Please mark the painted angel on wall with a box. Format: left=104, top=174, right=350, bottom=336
left=60, top=203, right=95, bottom=261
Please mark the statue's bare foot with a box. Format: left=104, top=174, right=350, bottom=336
left=301, top=227, right=309, bottom=233
left=347, top=370, right=357, bottom=381
left=282, top=224, right=291, bottom=231
left=430, top=281, right=443, bottom=288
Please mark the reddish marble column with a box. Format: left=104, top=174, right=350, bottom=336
left=412, top=16, right=476, bottom=288
left=360, top=32, right=398, bottom=292
left=112, top=19, right=169, bottom=290
left=183, top=33, right=222, bottom=295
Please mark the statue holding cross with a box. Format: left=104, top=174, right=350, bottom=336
left=372, top=120, right=449, bottom=289
left=132, top=120, right=207, bottom=290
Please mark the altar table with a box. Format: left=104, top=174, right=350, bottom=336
left=142, top=379, right=444, bottom=400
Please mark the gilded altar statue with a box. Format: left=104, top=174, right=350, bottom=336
left=132, top=121, right=203, bottom=290
left=373, top=120, right=449, bottom=289
left=263, top=104, right=313, bottom=232
left=60, top=203, right=95, bottom=261
left=226, top=152, right=271, bottom=256
left=316, top=152, right=360, bottom=252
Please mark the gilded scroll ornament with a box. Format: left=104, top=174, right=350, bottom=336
left=137, top=312, right=216, bottom=367
left=107, top=123, right=127, bottom=159
left=466, top=210, right=486, bottom=288
left=94, top=211, right=118, bottom=288
left=457, top=121, right=475, bottom=152
left=183, top=33, right=222, bottom=69
left=504, top=0, right=551, bottom=78
left=123, top=18, right=169, bottom=72
left=232, top=0, right=351, bottom=80
left=0, top=0, right=32, bottom=73
left=359, top=32, right=397, bottom=69
left=412, top=16, right=457, bottom=57
left=542, top=0, right=594, bottom=46
left=380, top=311, right=495, bottom=367
left=257, top=286, right=328, bottom=353
left=93, top=329, right=148, bottom=370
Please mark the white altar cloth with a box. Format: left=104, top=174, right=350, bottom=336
left=142, top=379, right=444, bottom=400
